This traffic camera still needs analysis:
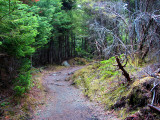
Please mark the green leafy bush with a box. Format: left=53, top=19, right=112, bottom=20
left=17, top=72, right=31, bottom=88
left=0, top=102, right=10, bottom=107
left=14, top=86, right=25, bottom=96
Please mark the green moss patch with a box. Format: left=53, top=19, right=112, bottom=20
left=68, top=57, right=89, bottom=65
left=72, top=56, right=160, bottom=119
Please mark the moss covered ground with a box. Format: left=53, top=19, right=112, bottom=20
left=72, top=56, right=160, bottom=119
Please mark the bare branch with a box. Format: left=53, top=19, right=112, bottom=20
left=115, top=55, right=131, bottom=82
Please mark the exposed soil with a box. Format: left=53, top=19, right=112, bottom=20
left=33, top=66, right=120, bottom=120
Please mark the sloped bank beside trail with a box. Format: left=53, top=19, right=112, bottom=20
left=72, top=57, right=160, bottom=120
left=33, top=66, right=120, bottom=120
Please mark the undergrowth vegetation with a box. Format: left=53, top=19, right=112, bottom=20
left=72, top=56, right=160, bottom=119
left=0, top=67, right=46, bottom=120
left=68, top=57, right=90, bottom=65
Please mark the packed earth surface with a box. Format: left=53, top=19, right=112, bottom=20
left=33, top=66, right=120, bottom=120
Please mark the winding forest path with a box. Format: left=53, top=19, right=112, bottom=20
left=33, top=66, right=119, bottom=120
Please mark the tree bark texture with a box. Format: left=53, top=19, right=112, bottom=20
left=115, top=55, right=131, bottom=82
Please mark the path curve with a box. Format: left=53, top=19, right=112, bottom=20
left=33, top=66, right=119, bottom=120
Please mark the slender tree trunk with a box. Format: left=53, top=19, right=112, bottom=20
left=30, top=55, right=32, bottom=68
left=67, top=35, right=70, bottom=58
left=58, top=36, right=62, bottom=63
left=9, top=0, right=10, bottom=14
left=138, top=18, right=153, bottom=55
left=135, top=0, right=138, bottom=12
left=74, top=35, right=76, bottom=57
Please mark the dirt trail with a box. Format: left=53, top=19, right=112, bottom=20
left=33, top=66, right=119, bottom=120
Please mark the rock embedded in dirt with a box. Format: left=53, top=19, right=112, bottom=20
left=65, top=77, right=70, bottom=81
left=68, top=72, right=74, bottom=75
left=52, top=74, right=57, bottom=76
left=56, top=79, right=60, bottom=81
left=70, top=81, right=76, bottom=85
left=62, top=61, right=70, bottom=67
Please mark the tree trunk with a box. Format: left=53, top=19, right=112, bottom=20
left=115, top=56, right=131, bottom=82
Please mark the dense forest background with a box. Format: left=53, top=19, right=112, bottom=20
left=0, top=0, right=160, bottom=99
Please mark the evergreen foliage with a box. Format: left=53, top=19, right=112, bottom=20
left=0, top=0, right=87, bottom=96
left=0, top=0, right=159, bottom=119
left=0, top=0, right=159, bottom=98
left=0, top=2, right=38, bottom=57
left=0, top=0, right=38, bottom=95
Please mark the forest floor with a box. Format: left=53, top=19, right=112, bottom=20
left=32, top=66, right=120, bottom=120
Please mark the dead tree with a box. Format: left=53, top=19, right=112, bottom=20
left=115, top=55, right=131, bottom=82
left=144, top=68, right=160, bottom=112
left=148, top=104, right=160, bottom=113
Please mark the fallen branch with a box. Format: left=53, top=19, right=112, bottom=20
left=148, top=104, right=160, bottom=113
left=151, top=81, right=156, bottom=105
left=143, top=68, right=160, bottom=79
left=150, top=81, right=160, bottom=92
left=115, top=55, right=131, bottom=82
